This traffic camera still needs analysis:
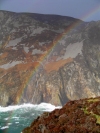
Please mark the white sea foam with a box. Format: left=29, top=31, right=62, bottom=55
left=12, top=117, right=19, bottom=119
left=0, top=103, right=62, bottom=112
left=35, top=103, right=61, bottom=112
left=4, top=117, right=9, bottom=120
left=1, top=126, right=9, bottom=129
left=0, top=103, right=62, bottom=132
left=15, top=122, right=19, bottom=124
left=12, top=117, right=19, bottom=120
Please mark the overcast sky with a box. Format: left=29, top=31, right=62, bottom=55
left=0, top=0, right=100, bottom=21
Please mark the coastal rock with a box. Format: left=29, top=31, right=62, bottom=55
left=0, top=10, right=100, bottom=106
left=22, top=97, right=100, bottom=133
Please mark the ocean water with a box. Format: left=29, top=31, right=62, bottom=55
left=0, top=103, right=61, bottom=133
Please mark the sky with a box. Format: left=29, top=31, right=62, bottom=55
left=0, top=0, right=100, bottom=21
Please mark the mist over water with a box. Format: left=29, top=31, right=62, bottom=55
left=0, top=103, right=61, bottom=133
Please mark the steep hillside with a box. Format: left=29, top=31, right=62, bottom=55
left=0, top=10, right=100, bottom=106
left=22, top=97, right=100, bottom=133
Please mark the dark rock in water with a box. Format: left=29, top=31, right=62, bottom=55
left=22, top=97, right=100, bottom=133
left=0, top=10, right=100, bottom=106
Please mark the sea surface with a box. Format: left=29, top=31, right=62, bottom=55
left=0, top=103, right=61, bottom=133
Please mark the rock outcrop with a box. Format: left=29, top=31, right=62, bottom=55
left=0, top=10, right=100, bottom=106
left=22, top=97, right=100, bottom=133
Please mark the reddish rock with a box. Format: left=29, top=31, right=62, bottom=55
left=22, top=97, right=100, bottom=133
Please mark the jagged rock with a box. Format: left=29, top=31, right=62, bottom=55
left=0, top=10, right=100, bottom=106
left=22, top=97, right=100, bottom=133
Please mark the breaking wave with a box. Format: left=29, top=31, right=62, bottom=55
left=0, top=103, right=61, bottom=133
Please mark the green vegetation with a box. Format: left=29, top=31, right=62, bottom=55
left=87, top=98, right=99, bottom=102
left=94, top=114, right=100, bottom=124
left=82, top=98, right=100, bottom=124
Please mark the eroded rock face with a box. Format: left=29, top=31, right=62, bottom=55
left=0, top=10, right=100, bottom=106
left=22, top=97, right=100, bottom=133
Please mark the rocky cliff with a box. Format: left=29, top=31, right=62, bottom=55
left=22, top=97, right=100, bottom=133
left=0, top=10, right=100, bottom=106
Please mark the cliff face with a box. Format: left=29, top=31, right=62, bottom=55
left=22, top=97, right=100, bottom=133
left=0, top=10, right=100, bottom=106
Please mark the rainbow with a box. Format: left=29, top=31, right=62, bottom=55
left=16, top=3, right=100, bottom=103
left=79, top=4, right=100, bottom=21
left=2, top=1, right=100, bottom=101
left=16, top=19, right=82, bottom=103
left=0, top=2, right=100, bottom=133
left=0, top=2, right=100, bottom=103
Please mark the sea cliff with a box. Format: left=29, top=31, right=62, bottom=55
left=0, top=10, right=100, bottom=106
